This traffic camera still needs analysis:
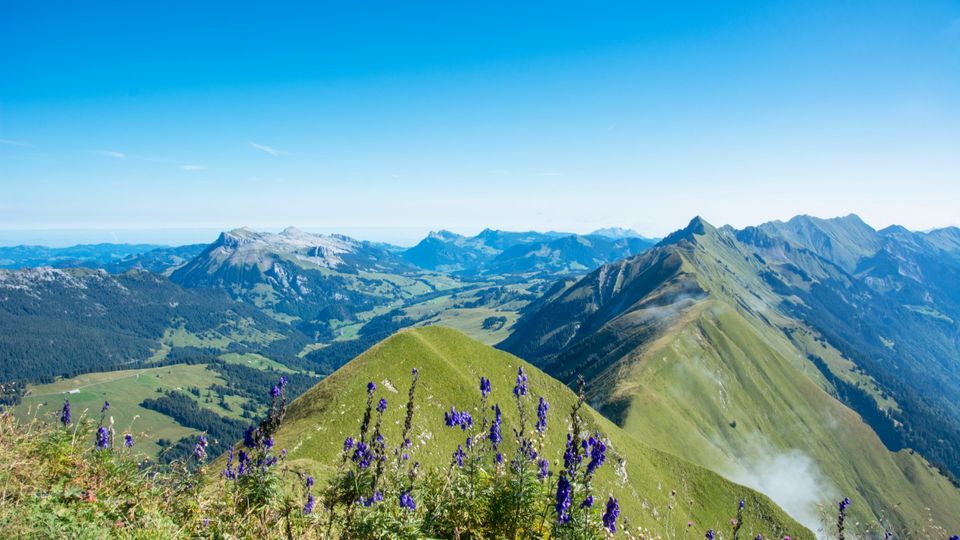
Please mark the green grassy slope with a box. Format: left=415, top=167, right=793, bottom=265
left=501, top=218, right=960, bottom=536
left=274, top=326, right=813, bottom=539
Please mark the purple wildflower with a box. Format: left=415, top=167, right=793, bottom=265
left=123, top=433, right=134, bottom=447
left=303, top=493, right=315, bottom=514
left=513, top=367, right=528, bottom=397
left=479, top=376, right=491, bottom=398
left=95, top=426, right=109, bottom=449
left=555, top=474, right=572, bottom=524
left=536, top=397, right=549, bottom=433
left=60, top=399, right=71, bottom=426
left=194, top=435, right=208, bottom=462
left=705, top=530, right=716, bottom=540
left=279, top=376, right=288, bottom=388
left=367, top=381, right=377, bottom=394
left=271, top=385, right=281, bottom=398
left=495, top=452, right=503, bottom=464
left=305, top=475, right=314, bottom=488
left=343, top=437, right=355, bottom=452
left=377, top=398, right=387, bottom=413
left=443, top=406, right=473, bottom=430
left=603, top=496, right=620, bottom=532
left=265, top=437, right=274, bottom=449
left=453, top=444, right=465, bottom=468
left=586, top=433, right=607, bottom=475
left=399, top=490, right=416, bottom=511
left=538, top=458, right=549, bottom=479
left=100, top=401, right=110, bottom=413
left=581, top=495, right=594, bottom=508
left=489, top=404, right=503, bottom=448
left=353, top=441, right=371, bottom=469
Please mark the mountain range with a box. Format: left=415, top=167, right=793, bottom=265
left=3, top=215, right=959, bottom=535
left=501, top=215, right=960, bottom=532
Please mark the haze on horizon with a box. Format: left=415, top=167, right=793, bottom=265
left=2, top=1, right=959, bottom=241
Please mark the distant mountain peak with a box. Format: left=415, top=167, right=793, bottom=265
left=427, top=230, right=462, bottom=240
left=590, top=227, right=642, bottom=239
left=657, top=216, right=716, bottom=246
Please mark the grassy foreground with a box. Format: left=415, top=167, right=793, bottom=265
left=0, top=327, right=819, bottom=538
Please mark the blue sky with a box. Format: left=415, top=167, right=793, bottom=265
left=2, top=1, right=959, bottom=245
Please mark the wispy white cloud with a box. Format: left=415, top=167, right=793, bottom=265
left=180, top=164, right=206, bottom=171
left=249, top=141, right=288, bottom=156
left=0, top=139, right=32, bottom=147
left=103, top=150, right=126, bottom=159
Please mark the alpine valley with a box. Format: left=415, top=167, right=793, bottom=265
left=3, top=215, right=959, bottom=536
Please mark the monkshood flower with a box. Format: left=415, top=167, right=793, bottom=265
left=563, top=433, right=583, bottom=470
left=495, top=452, right=503, bottom=464
left=586, top=433, right=607, bottom=475
left=480, top=376, right=491, bottom=398
left=948, top=536, right=959, bottom=540
left=377, top=398, right=387, bottom=413
left=194, top=435, right=208, bottom=462
left=536, top=397, right=549, bottom=433
left=489, top=404, right=503, bottom=448
left=514, top=367, right=528, bottom=397
left=444, top=407, right=473, bottom=430
left=581, top=495, right=594, bottom=508
left=603, top=496, right=620, bottom=532
left=303, top=493, right=315, bottom=515
left=353, top=441, right=372, bottom=469
left=100, top=401, right=110, bottom=413
left=555, top=474, right=572, bottom=524
left=223, top=449, right=236, bottom=479
left=538, top=458, right=549, bottom=479
left=361, top=491, right=384, bottom=507
left=343, top=437, right=354, bottom=453
left=95, top=426, right=109, bottom=449
left=705, top=530, right=716, bottom=540
left=60, top=399, right=71, bottom=426
left=367, top=381, right=377, bottom=394
left=271, top=385, right=281, bottom=398
left=453, top=444, right=466, bottom=468
left=837, top=497, right=851, bottom=540
left=399, top=490, right=416, bottom=511
left=123, top=433, right=134, bottom=447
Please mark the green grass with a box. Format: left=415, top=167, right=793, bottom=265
left=273, top=326, right=813, bottom=539
left=17, top=364, right=222, bottom=456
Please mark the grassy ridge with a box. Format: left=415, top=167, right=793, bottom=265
left=274, top=326, right=813, bottom=539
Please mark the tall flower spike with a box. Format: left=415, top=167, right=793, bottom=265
left=60, top=399, right=71, bottom=426
left=536, top=397, right=549, bottom=433
left=489, top=404, right=503, bottom=448
left=95, top=426, right=110, bottom=449
left=480, top=376, right=491, bottom=398
left=100, top=401, right=110, bottom=413
left=603, top=496, right=620, bottom=532
left=554, top=474, right=572, bottom=523
left=194, top=435, right=208, bottom=462
left=123, top=433, right=134, bottom=448
left=513, top=367, right=528, bottom=397
left=377, top=397, right=387, bottom=413
left=367, top=381, right=377, bottom=394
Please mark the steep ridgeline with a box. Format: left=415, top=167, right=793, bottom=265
left=0, top=267, right=296, bottom=386
left=401, top=228, right=655, bottom=276
left=501, top=217, right=960, bottom=535
left=171, top=227, right=427, bottom=336
left=273, top=326, right=813, bottom=539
